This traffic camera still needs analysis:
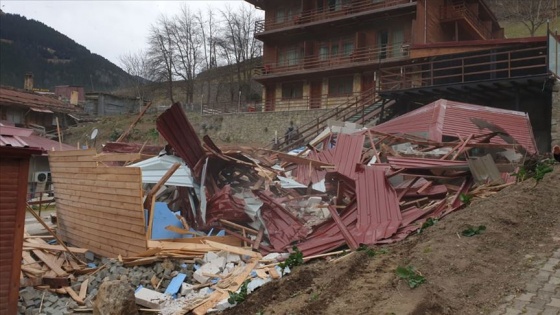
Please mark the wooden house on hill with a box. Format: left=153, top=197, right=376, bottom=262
left=245, top=0, right=559, bottom=152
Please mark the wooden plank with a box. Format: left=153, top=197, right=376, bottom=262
left=49, top=149, right=97, bottom=157
left=267, top=267, right=280, bottom=279
left=21, top=251, right=41, bottom=269
left=164, top=225, right=198, bottom=235
left=92, top=153, right=144, bottom=162
left=255, top=269, right=268, bottom=279
left=57, top=219, right=146, bottom=249
left=218, top=219, right=259, bottom=235
left=22, top=242, right=88, bottom=254
left=150, top=236, right=242, bottom=247
left=56, top=198, right=145, bottom=220
left=63, top=286, right=84, bottom=305
left=54, top=182, right=142, bottom=198
left=49, top=166, right=141, bottom=176
left=50, top=177, right=141, bottom=189
left=26, top=206, right=86, bottom=264
left=147, top=240, right=215, bottom=252
left=123, top=257, right=160, bottom=267
left=192, top=259, right=259, bottom=315
left=252, top=227, right=265, bottom=250
left=32, top=250, right=67, bottom=277
left=48, top=161, right=98, bottom=168
left=50, top=172, right=141, bottom=182
left=116, top=101, right=153, bottom=142
left=58, top=229, right=146, bottom=258
left=203, top=240, right=261, bottom=259
left=135, top=248, right=162, bottom=257
left=58, top=209, right=146, bottom=236
left=78, top=279, right=88, bottom=300
left=55, top=191, right=143, bottom=212
left=275, top=151, right=334, bottom=168
left=21, top=266, right=45, bottom=276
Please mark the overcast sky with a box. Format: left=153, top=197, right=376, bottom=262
left=1, top=1, right=255, bottom=67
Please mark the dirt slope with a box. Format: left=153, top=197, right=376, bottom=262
left=221, top=166, right=560, bottom=315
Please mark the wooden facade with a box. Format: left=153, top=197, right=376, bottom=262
left=48, top=149, right=148, bottom=258
left=0, top=87, right=76, bottom=134
left=245, top=0, right=504, bottom=111
left=0, top=146, right=41, bottom=314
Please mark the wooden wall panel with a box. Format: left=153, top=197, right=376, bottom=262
left=49, top=149, right=147, bottom=258
left=0, top=149, right=33, bottom=315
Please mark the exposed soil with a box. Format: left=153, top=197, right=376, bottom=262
left=221, top=166, right=560, bottom=315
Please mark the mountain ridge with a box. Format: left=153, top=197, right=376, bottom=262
left=0, top=11, right=132, bottom=92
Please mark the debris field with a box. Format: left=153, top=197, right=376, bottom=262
left=19, top=98, right=545, bottom=314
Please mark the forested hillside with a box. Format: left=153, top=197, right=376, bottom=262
left=0, top=11, right=132, bottom=91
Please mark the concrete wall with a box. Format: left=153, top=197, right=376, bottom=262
left=552, top=79, right=560, bottom=148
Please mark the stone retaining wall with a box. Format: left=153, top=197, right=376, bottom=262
left=196, top=109, right=332, bottom=147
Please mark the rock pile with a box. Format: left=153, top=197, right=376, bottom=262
left=19, top=251, right=288, bottom=314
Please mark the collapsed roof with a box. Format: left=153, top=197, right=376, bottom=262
left=151, top=99, right=534, bottom=256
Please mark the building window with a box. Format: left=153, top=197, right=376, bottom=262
left=6, top=109, right=23, bottom=124
left=279, top=46, right=303, bottom=66
left=317, top=0, right=351, bottom=12
left=275, top=6, right=300, bottom=23
left=328, top=76, right=353, bottom=96
left=319, top=37, right=354, bottom=60
left=282, top=82, right=304, bottom=99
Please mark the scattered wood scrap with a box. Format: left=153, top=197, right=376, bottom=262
left=20, top=232, right=97, bottom=302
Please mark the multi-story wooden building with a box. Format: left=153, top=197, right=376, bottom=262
left=245, top=0, right=559, bottom=152
left=245, top=0, right=504, bottom=111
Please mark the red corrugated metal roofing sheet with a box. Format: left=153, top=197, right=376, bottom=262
left=0, top=125, right=74, bottom=151
left=257, top=191, right=310, bottom=251
left=156, top=103, right=205, bottom=170
left=354, top=165, right=402, bottom=245
left=370, top=99, right=538, bottom=154
left=331, top=133, right=365, bottom=179
left=295, top=149, right=333, bottom=184
left=386, top=156, right=469, bottom=169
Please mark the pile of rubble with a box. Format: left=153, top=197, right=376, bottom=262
left=154, top=99, right=535, bottom=257
left=19, top=248, right=292, bottom=314
left=19, top=98, right=543, bottom=314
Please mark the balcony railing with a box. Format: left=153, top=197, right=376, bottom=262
left=378, top=45, right=548, bottom=91
left=439, top=3, right=493, bottom=39
left=257, top=41, right=410, bottom=77
left=255, top=0, right=416, bottom=34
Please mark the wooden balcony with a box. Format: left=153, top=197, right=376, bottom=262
left=255, top=0, right=416, bottom=35
left=256, top=42, right=410, bottom=79
left=378, top=45, right=548, bottom=92
left=439, top=2, right=493, bottom=40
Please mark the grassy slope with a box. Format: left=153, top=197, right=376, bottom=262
left=502, top=19, right=560, bottom=38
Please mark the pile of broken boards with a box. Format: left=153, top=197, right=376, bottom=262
left=154, top=99, right=536, bottom=259
left=132, top=247, right=289, bottom=314
left=20, top=232, right=94, bottom=306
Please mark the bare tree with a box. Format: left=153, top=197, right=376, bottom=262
left=218, top=5, right=262, bottom=103
left=196, top=8, right=220, bottom=106
left=118, top=50, right=153, bottom=102
left=170, top=4, right=203, bottom=106
left=147, top=15, right=175, bottom=103
left=488, top=0, right=557, bottom=36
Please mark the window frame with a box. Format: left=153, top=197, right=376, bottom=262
left=281, top=81, right=304, bottom=100
left=328, top=75, right=354, bottom=97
